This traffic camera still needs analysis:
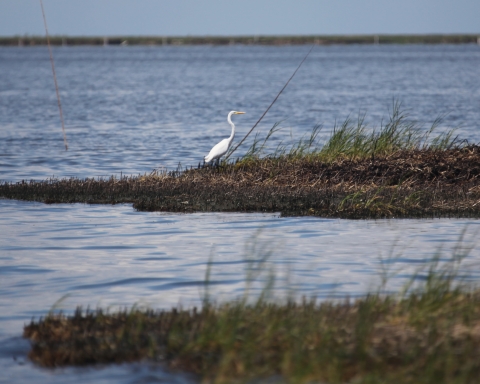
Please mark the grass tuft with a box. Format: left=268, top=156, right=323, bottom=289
left=237, top=101, right=461, bottom=165
left=24, top=238, right=480, bottom=383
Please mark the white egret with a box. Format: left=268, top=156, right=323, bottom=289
left=204, top=111, right=245, bottom=165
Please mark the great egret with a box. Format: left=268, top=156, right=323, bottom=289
left=204, top=111, right=245, bottom=165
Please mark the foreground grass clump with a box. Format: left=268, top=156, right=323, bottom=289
left=25, top=284, right=480, bottom=383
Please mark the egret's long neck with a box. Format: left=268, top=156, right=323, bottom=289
left=227, top=112, right=235, bottom=145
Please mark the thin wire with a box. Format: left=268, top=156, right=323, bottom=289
left=40, top=0, right=68, bottom=151
left=225, top=44, right=314, bottom=160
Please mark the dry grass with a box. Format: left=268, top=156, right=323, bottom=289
left=2, top=146, right=480, bottom=219
left=1, top=104, right=478, bottom=218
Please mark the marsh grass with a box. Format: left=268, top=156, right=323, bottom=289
left=2, top=144, right=480, bottom=218
left=3, top=34, right=479, bottom=46
left=24, top=234, right=480, bottom=383
left=1, top=103, right=478, bottom=218
left=235, top=101, right=461, bottom=165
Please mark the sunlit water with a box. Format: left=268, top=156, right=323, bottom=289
left=1, top=44, right=480, bottom=383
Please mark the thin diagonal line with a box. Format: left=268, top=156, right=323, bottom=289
left=226, top=44, right=314, bottom=160
left=40, top=0, right=68, bottom=151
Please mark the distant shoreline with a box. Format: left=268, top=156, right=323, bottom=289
left=1, top=34, right=479, bottom=46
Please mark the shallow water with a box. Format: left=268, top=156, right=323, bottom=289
left=1, top=44, right=480, bottom=382
left=1, top=199, right=480, bottom=382
left=1, top=44, right=480, bottom=181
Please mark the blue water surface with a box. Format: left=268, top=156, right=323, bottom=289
left=1, top=44, right=480, bottom=383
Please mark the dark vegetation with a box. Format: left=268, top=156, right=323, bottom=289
left=2, top=146, right=480, bottom=219
left=1, top=104, right=479, bottom=218
left=2, top=34, right=479, bottom=46
left=24, top=249, right=480, bottom=383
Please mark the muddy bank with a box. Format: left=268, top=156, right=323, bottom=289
left=2, top=146, right=480, bottom=219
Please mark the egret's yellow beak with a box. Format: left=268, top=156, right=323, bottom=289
left=235, top=111, right=246, bottom=114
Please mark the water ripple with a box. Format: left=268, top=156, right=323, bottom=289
left=1, top=44, right=480, bottom=382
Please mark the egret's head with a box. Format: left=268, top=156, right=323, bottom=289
left=233, top=111, right=245, bottom=115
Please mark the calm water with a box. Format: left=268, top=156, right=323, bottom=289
left=1, top=44, right=480, bottom=383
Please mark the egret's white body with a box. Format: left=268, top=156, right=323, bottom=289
left=204, top=111, right=245, bottom=164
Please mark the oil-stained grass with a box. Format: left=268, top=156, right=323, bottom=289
left=24, top=235, right=480, bottom=383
